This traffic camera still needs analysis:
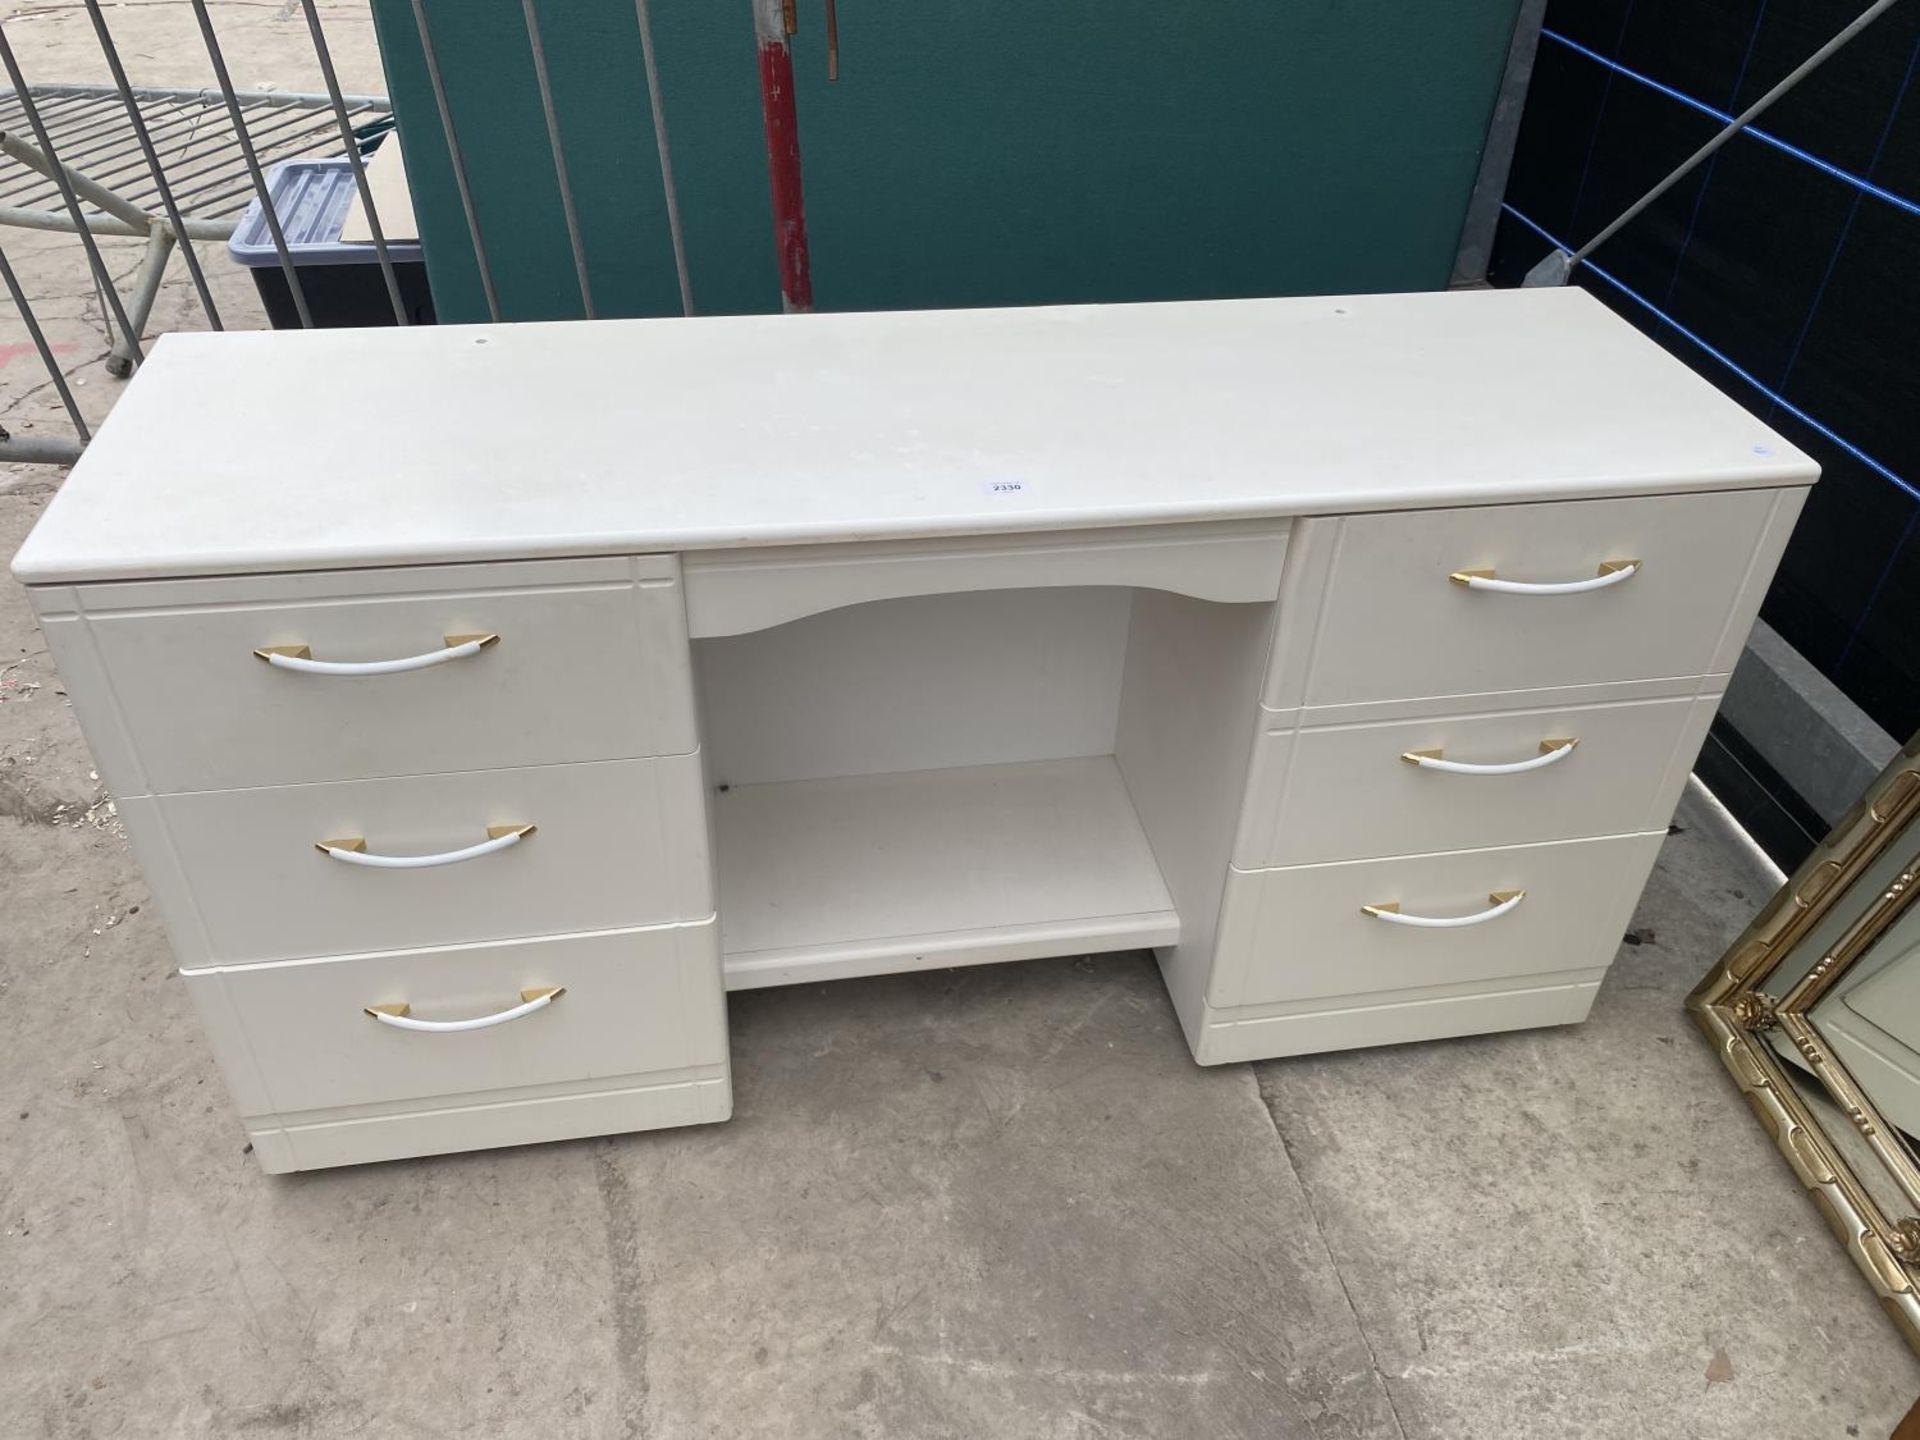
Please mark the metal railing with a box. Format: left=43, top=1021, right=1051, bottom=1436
left=0, top=0, right=782, bottom=468
left=0, top=80, right=391, bottom=380
left=0, top=0, right=410, bottom=464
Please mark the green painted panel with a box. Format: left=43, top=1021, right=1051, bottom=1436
left=369, top=0, right=1521, bottom=322
left=368, top=0, right=773, bottom=320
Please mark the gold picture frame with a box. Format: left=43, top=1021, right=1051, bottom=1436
left=1690, top=733, right=1920, bottom=1352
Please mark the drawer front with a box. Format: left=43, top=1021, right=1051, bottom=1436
left=1278, top=489, right=1788, bottom=708
left=184, top=920, right=726, bottom=1117
left=123, top=755, right=713, bottom=965
left=1235, top=693, right=1715, bottom=868
left=61, top=557, right=695, bottom=793
left=1209, top=832, right=1665, bottom=1009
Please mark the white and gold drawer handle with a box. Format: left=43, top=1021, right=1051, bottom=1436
left=1401, top=738, right=1577, bottom=775
left=316, top=822, right=535, bottom=870
left=254, top=632, right=499, bottom=676
left=366, top=986, right=564, bottom=1033
left=1362, top=890, right=1525, bottom=929
left=1448, top=559, right=1639, bottom=595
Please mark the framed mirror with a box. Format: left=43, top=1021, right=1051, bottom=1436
left=1692, top=733, right=1920, bottom=1351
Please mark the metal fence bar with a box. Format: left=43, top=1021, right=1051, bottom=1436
left=1530, top=0, right=1907, bottom=283
left=187, top=0, right=313, bottom=327
left=521, top=0, right=594, bottom=317
left=0, top=109, right=194, bottom=188
left=0, top=130, right=151, bottom=226
left=0, top=22, right=146, bottom=365
left=300, top=0, right=407, bottom=325
left=0, top=89, right=117, bottom=114
left=0, top=93, right=125, bottom=147
left=126, top=107, right=339, bottom=204
left=0, top=93, right=140, bottom=163
left=83, top=0, right=222, bottom=330
left=0, top=237, right=90, bottom=442
left=3, top=98, right=252, bottom=194
left=412, top=0, right=500, bottom=321
left=0, top=433, right=83, bottom=464
left=5, top=82, right=391, bottom=107
left=635, top=0, right=693, bottom=316
left=171, top=115, right=378, bottom=213
left=0, top=90, right=389, bottom=204
left=0, top=201, right=226, bottom=241
left=0, top=98, right=222, bottom=204
left=0, top=88, right=387, bottom=203
left=0, top=203, right=140, bottom=236
left=2, top=114, right=239, bottom=210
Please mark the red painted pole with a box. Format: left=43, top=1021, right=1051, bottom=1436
left=752, top=0, right=813, bottom=313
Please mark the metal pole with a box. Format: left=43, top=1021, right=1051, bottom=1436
left=750, top=0, right=812, bottom=312
left=106, top=224, right=175, bottom=376
left=0, top=21, right=146, bottom=366
left=0, top=434, right=85, bottom=465
left=1452, top=0, right=1547, bottom=286
left=299, top=0, right=408, bottom=325
left=411, top=0, right=502, bottom=322
left=0, top=130, right=153, bottom=226
left=0, top=238, right=90, bottom=442
left=634, top=0, right=694, bottom=316
left=9, top=81, right=390, bottom=107
left=1528, top=0, right=1909, bottom=284
left=188, top=0, right=314, bottom=326
left=521, top=0, right=595, bottom=317
left=0, top=202, right=229, bottom=241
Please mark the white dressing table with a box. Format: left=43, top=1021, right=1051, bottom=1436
left=12, top=288, right=1816, bottom=1172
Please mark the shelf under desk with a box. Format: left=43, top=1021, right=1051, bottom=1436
left=714, top=755, right=1180, bottom=991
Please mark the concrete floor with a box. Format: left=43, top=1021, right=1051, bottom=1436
left=5, top=5, right=1920, bottom=1437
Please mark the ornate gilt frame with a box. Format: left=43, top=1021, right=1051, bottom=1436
left=1690, top=734, right=1920, bottom=1352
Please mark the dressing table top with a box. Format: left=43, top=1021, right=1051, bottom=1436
left=13, top=287, right=1814, bottom=585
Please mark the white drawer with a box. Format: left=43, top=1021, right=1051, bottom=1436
left=121, top=754, right=713, bottom=965
left=34, top=556, right=696, bottom=794
left=1235, top=693, right=1715, bottom=867
left=1268, top=489, right=1796, bottom=709
left=184, top=919, right=726, bottom=1119
left=1208, top=831, right=1665, bottom=1009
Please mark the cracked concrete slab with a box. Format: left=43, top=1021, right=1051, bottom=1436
left=1254, top=794, right=1920, bottom=1438
left=610, top=961, right=1401, bottom=1439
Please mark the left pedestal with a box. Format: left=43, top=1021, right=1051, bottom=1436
left=30, top=554, right=730, bottom=1173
